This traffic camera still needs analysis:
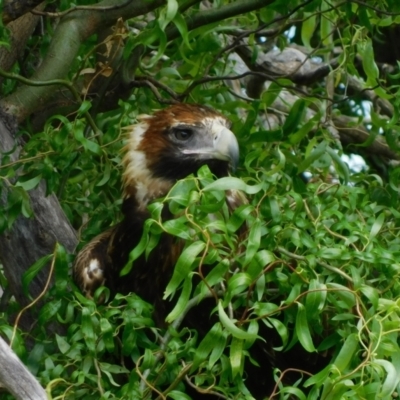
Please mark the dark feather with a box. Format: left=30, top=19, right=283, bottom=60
left=73, top=103, right=241, bottom=317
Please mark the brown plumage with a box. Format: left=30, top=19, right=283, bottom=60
left=73, top=104, right=242, bottom=323
left=73, top=104, right=330, bottom=398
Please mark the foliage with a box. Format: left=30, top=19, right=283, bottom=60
left=2, top=0, right=400, bottom=399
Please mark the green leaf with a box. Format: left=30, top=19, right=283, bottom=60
left=77, top=100, right=92, bottom=115
left=81, top=307, right=96, bottom=354
left=164, top=241, right=205, bottom=298
left=375, top=359, right=399, bottom=398
left=295, top=303, right=316, bottom=352
left=301, top=14, right=316, bottom=49
left=218, top=301, right=258, bottom=340
left=261, top=82, right=282, bottom=108
left=39, top=299, right=62, bottom=326
left=370, top=212, right=385, bottom=240
left=306, top=279, right=327, bottom=319
left=0, top=326, right=26, bottom=356
left=227, top=273, right=252, bottom=298
left=54, top=243, right=69, bottom=284
left=173, top=13, right=191, bottom=49
left=167, top=391, right=192, bottom=400
left=16, top=174, right=42, bottom=191
left=359, top=285, right=379, bottom=309
left=333, top=333, right=358, bottom=372
left=289, top=112, right=320, bottom=145
left=100, top=317, right=114, bottom=352
left=230, top=337, right=244, bottom=378
left=74, top=124, right=101, bottom=155
left=359, top=39, right=379, bottom=86
left=56, top=334, right=71, bottom=354
left=297, top=141, right=328, bottom=173
left=320, top=1, right=332, bottom=46
left=96, top=161, right=111, bottom=187
left=22, top=254, right=52, bottom=296
left=165, top=277, right=192, bottom=323
left=121, top=221, right=153, bottom=276
left=244, top=220, right=261, bottom=266
left=268, top=318, right=288, bottom=350
left=281, top=99, right=307, bottom=137
left=166, top=0, right=178, bottom=22
left=326, top=147, right=349, bottom=185
left=327, top=283, right=356, bottom=308
left=162, top=217, right=192, bottom=239
left=201, top=259, right=230, bottom=296
left=209, top=329, right=228, bottom=368
left=226, top=204, right=254, bottom=233
left=247, top=129, right=283, bottom=143
left=192, top=322, right=225, bottom=371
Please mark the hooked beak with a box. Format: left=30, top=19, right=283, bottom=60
left=211, top=125, right=239, bottom=171
left=182, top=124, right=239, bottom=171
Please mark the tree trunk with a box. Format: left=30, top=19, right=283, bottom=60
left=0, top=108, right=78, bottom=312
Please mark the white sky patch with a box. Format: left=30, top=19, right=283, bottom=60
left=358, top=100, right=372, bottom=117
left=342, top=154, right=367, bottom=173
left=285, top=26, right=296, bottom=40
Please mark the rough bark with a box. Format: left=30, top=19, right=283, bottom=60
left=0, top=336, right=47, bottom=400
left=2, top=0, right=43, bottom=24
left=0, top=0, right=166, bottom=122
left=0, top=4, right=44, bottom=76
left=0, top=108, right=78, bottom=309
left=232, top=44, right=400, bottom=164
left=235, top=44, right=339, bottom=98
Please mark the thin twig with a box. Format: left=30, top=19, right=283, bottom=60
left=136, top=356, right=166, bottom=400
left=277, top=246, right=354, bottom=283
left=136, top=76, right=180, bottom=100
left=30, top=0, right=133, bottom=19
left=130, top=80, right=178, bottom=105
left=138, top=291, right=214, bottom=394
left=94, top=358, right=105, bottom=396
left=0, top=68, right=100, bottom=135
left=184, top=372, right=228, bottom=399
left=11, top=246, right=57, bottom=346
left=154, top=362, right=193, bottom=400
left=348, top=0, right=400, bottom=16
left=269, top=368, right=313, bottom=399
left=0, top=151, right=55, bottom=170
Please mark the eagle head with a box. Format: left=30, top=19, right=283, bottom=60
left=122, top=103, right=239, bottom=210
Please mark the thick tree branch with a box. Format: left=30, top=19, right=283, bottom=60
left=0, top=0, right=165, bottom=123
left=0, top=336, right=46, bottom=400
left=334, top=114, right=400, bottom=161
left=0, top=3, right=44, bottom=76
left=345, top=75, right=394, bottom=118
left=236, top=44, right=339, bottom=96
left=0, top=0, right=276, bottom=124
left=2, top=0, right=43, bottom=24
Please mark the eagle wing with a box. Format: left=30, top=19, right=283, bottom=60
left=72, top=227, right=116, bottom=299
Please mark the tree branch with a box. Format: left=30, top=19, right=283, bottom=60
left=165, top=0, right=276, bottom=42
left=0, top=3, right=44, bottom=75
left=0, top=336, right=47, bottom=400
left=2, top=0, right=43, bottom=24
left=0, top=0, right=166, bottom=123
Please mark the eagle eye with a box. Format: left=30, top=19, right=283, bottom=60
left=173, top=128, right=194, bottom=141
